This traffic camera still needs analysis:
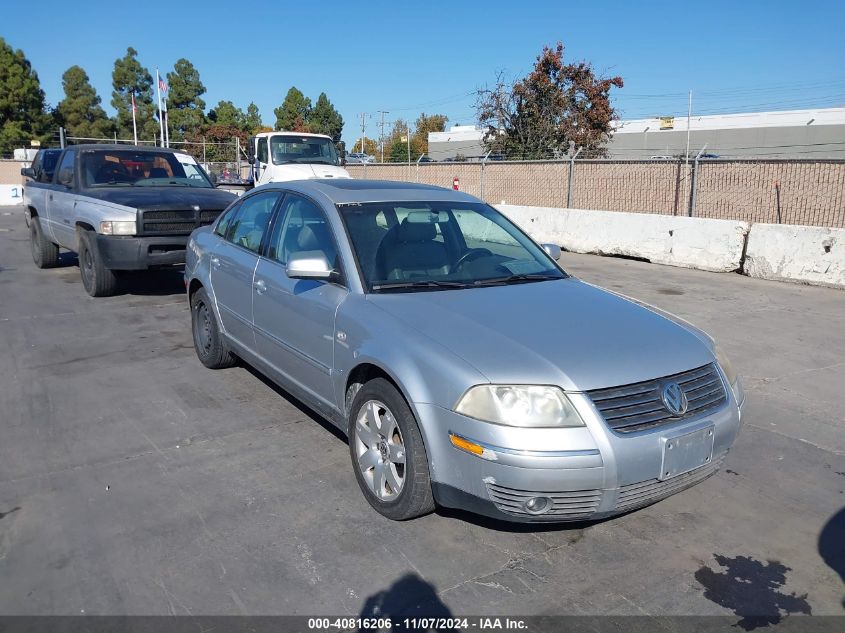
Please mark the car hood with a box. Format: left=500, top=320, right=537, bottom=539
left=367, top=278, right=715, bottom=392
left=266, top=164, right=351, bottom=181
left=81, top=186, right=236, bottom=210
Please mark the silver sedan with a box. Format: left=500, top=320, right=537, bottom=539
left=184, top=179, right=745, bottom=522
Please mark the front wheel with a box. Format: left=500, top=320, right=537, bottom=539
left=349, top=378, right=435, bottom=520
left=190, top=287, right=236, bottom=369
left=78, top=230, right=118, bottom=297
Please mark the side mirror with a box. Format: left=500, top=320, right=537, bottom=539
left=21, top=167, right=35, bottom=179
left=542, top=243, right=561, bottom=261
left=286, top=251, right=333, bottom=280
left=57, top=168, right=73, bottom=187
left=247, top=136, right=256, bottom=164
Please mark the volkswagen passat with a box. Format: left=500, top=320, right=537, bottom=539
left=184, top=180, right=745, bottom=522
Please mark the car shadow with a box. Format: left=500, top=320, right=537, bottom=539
left=818, top=506, right=845, bottom=607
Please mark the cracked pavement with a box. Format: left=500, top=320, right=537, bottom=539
left=0, top=205, right=843, bottom=617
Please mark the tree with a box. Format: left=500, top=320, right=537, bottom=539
left=308, top=93, right=343, bottom=142
left=244, top=102, right=262, bottom=134
left=412, top=113, right=447, bottom=156
left=111, top=47, right=158, bottom=142
left=476, top=42, right=623, bottom=159
left=0, top=37, right=52, bottom=154
left=56, top=65, right=113, bottom=139
left=274, top=87, right=311, bottom=131
left=208, top=100, right=246, bottom=129
left=351, top=137, right=378, bottom=155
left=165, top=58, right=206, bottom=140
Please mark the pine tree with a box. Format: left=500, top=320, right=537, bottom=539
left=308, top=93, right=343, bottom=142
left=0, top=37, right=52, bottom=154
left=244, top=102, right=262, bottom=134
left=111, top=47, right=157, bottom=143
left=274, top=87, right=311, bottom=131
left=165, top=58, right=206, bottom=140
left=56, top=65, right=113, bottom=139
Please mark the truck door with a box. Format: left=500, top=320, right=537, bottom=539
left=255, top=136, right=270, bottom=185
left=47, top=150, right=77, bottom=248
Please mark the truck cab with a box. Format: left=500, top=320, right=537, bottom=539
left=248, top=132, right=350, bottom=185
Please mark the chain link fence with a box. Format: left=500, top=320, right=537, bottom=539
left=349, top=158, right=845, bottom=228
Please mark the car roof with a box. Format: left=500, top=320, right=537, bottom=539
left=254, top=179, right=482, bottom=205
left=253, top=131, right=333, bottom=140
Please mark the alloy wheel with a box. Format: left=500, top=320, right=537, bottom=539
left=354, top=400, right=406, bottom=500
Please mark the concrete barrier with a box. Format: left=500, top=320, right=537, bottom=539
left=496, top=204, right=749, bottom=273
left=0, top=184, right=24, bottom=206
left=743, top=223, right=845, bottom=289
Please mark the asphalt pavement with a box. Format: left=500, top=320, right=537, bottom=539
left=0, top=205, right=842, bottom=621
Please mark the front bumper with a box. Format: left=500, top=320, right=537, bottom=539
left=417, top=378, right=743, bottom=523
left=94, top=234, right=189, bottom=270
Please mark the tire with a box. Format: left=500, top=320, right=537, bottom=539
left=349, top=378, right=435, bottom=520
left=78, top=229, right=118, bottom=297
left=190, top=287, right=236, bottom=369
left=30, top=217, right=59, bottom=269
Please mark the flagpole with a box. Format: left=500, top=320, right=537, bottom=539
left=164, top=98, right=170, bottom=148
left=131, top=91, right=138, bottom=145
left=155, top=68, right=165, bottom=147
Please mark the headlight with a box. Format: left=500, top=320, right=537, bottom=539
left=454, top=385, right=584, bottom=428
left=714, top=345, right=738, bottom=386
left=100, top=221, right=136, bottom=236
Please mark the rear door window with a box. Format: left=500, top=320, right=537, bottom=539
left=227, top=191, right=282, bottom=253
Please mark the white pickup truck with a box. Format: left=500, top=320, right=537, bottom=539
left=248, top=131, right=351, bottom=185
left=24, top=144, right=236, bottom=297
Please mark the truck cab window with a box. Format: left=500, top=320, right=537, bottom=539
left=56, top=151, right=75, bottom=186
left=257, top=138, right=268, bottom=164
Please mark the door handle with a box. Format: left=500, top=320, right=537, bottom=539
left=253, top=279, right=267, bottom=294
left=49, top=195, right=53, bottom=201
left=210, top=256, right=220, bottom=268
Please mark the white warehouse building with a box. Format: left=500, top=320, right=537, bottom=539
left=426, top=108, right=845, bottom=160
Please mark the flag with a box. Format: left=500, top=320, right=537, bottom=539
left=158, top=78, right=168, bottom=94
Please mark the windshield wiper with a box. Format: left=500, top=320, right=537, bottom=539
left=371, top=280, right=472, bottom=292
left=471, top=273, right=563, bottom=286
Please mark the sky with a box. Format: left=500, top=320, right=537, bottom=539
left=3, top=0, right=844, bottom=147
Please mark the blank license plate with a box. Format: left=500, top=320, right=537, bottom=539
left=659, top=426, right=715, bottom=480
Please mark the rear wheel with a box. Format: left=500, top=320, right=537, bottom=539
left=30, top=217, right=59, bottom=268
left=349, top=378, right=435, bottom=520
left=190, top=287, right=236, bottom=369
left=78, top=229, right=118, bottom=297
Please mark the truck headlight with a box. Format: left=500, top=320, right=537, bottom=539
left=455, top=385, right=584, bottom=428
left=100, top=221, right=136, bottom=236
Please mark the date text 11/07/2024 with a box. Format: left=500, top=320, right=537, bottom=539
left=307, top=617, right=529, bottom=630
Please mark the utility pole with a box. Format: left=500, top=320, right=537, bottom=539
left=685, top=90, right=692, bottom=164
left=358, top=112, right=369, bottom=155
left=377, top=110, right=389, bottom=163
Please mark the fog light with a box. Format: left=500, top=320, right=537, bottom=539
left=523, top=496, right=551, bottom=515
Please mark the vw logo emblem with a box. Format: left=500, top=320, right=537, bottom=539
left=661, top=382, right=688, bottom=416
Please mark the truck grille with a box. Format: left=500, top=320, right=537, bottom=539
left=615, top=450, right=727, bottom=513
left=586, top=363, right=727, bottom=434
left=137, top=208, right=223, bottom=236
left=485, top=482, right=602, bottom=520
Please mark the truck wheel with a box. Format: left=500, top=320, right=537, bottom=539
left=78, top=229, right=118, bottom=297
left=348, top=378, right=435, bottom=520
left=190, top=287, right=236, bottom=369
left=30, top=217, right=59, bottom=268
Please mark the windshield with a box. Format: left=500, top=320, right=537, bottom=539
left=80, top=150, right=213, bottom=188
left=270, top=135, right=339, bottom=166
left=339, top=201, right=566, bottom=292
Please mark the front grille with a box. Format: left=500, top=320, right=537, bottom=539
left=587, top=363, right=727, bottom=434
left=137, top=208, right=223, bottom=236
left=485, top=482, right=602, bottom=520
left=615, top=451, right=726, bottom=512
